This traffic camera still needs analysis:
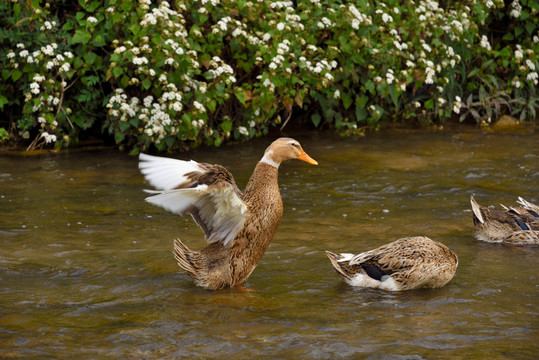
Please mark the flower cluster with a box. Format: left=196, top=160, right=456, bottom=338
left=2, top=0, right=537, bottom=151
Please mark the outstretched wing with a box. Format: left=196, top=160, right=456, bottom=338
left=139, top=153, right=249, bottom=246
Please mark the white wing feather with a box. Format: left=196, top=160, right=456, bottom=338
left=139, top=153, right=201, bottom=190
left=139, top=153, right=249, bottom=247
left=144, top=185, right=248, bottom=246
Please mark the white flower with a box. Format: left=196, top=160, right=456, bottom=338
left=514, top=49, right=523, bottom=60
left=33, top=74, right=45, bottom=82
left=87, top=16, right=98, bottom=24
left=527, top=71, right=538, bottom=84
left=276, top=22, right=285, bottom=31
left=29, top=82, right=40, bottom=95
left=509, top=0, right=522, bottom=18
left=41, top=132, right=57, bottom=144
left=238, top=126, right=249, bottom=136
left=133, top=57, right=148, bottom=65
left=525, top=59, right=535, bottom=71
left=425, top=67, right=435, bottom=84
left=382, top=13, right=393, bottom=23
left=386, top=71, right=395, bottom=84
left=333, top=89, right=340, bottom=99
left=480, top=35, right=491, bottom=51
left=7, top=51, right=15, bottom=59
left=414, top=101, right=421, bottom=108
left=422, top=44, right=432, bottom=53
left=19, top=50, right=29, bottom=57
left=193, top=101, right=206, bottom=112
left=42, top=45, right=54, bottom=56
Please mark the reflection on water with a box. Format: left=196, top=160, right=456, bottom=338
left=1, top=129, right=538, bottom=358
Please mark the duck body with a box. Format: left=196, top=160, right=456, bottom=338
left=326, top=236, right=458, bottom=291
left=139, top=138, right=317, bottom=290
left=470, top=196, right=539, bottom=245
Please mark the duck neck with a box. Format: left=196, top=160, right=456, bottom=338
left=245, top=161, right=280, bottom=197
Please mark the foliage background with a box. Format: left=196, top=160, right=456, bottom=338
left=0, top=0, right=537, bottom=152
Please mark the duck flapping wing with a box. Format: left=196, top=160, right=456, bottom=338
left=139, top=153, right=249, bottom=246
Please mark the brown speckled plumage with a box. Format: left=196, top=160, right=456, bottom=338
left=326, top=236, right=458, bottom=291
left=140, top=138, right=317, bottom=290
left=470, top=196, right=539, bottom=245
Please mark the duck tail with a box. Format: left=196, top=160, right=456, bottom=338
left=173, top=238, right=201, bottom=275
left=325, top=251, right=352, bottom=279
left=470, top=195, right=484, bottom=224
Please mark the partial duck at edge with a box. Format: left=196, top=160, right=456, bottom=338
left=470, top=195, right=539, bottom=245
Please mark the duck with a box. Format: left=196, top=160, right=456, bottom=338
left=326, top=236, right=458, bottom=291
left=470, top=195, right=539, bottom=245
left=138, top=137, right=318, bottom=290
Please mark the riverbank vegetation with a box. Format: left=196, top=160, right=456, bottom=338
left=0, top=0, right=537, bottom=152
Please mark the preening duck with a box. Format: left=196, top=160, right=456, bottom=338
left=470, top=195, right=539, bottom=245
left=326, top=236, right=458, bottom=291
left=139, top=137, right=317, bottom=290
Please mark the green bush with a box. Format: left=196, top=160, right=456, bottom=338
left=0, top=0, right=537, bottom=152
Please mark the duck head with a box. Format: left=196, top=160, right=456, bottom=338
left=261, top=137, right=318, bottom=168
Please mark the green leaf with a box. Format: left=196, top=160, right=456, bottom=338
left=12, top=69, right=22, bottom=81
left=13, top=3, right=21, bottom=18
left=119, top=121, right=131, bottom=131
left=355, top=107, right=367, bottom=122
left=389, top=86, right=399, bottom=108
left=0, top=95, right=8, bottom=109
left=365, top=80, right=375, bottom=95
left=467, top=68, right=480, bottom=79
left=311, top=113, right=321, bottom=127
left=341, top=92, right=353, bottom=109
left=93, top=34, right=106, bottom=47
left=207, top=99, right=217, bottom=113
left=356, top=94, right=369, bottom=108
left=45, top=113, right=55, bottom=124
left=502, top=33, right=514, bottom=41
left=234, top=88, right=246, bottom=105
left=112, top=67, right=123, bottom=78
left=525, top=21, right=535, bottom=35
left=494, top=47, right=511, bottom=58
left=71, top=29, right=91, bottom=45
left=129, top=23, right=141, bottom=36
left=115, top=131, right=125, bottom=143
left=220, top=120, right=232, bottom=132
left=425, top=99, right=434, bottom=109
left=142, top=78, right=152, bottom=90
left=83, top=52, right=97, bottom=65
left=514, top=26, right=524, bottom=38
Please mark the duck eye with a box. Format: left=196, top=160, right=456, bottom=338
left=289, top=142, right=299, bottom=148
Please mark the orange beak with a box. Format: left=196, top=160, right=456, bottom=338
left=297, top=150, right=318, bottom=165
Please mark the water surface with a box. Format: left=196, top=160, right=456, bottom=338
left=1, top=129, right=537, bottom=359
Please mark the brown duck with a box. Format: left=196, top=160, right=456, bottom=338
left=326, top=236, right=458, bottom=291
left=139, top=138, right=317, bottom=290
left=470, top=195, right=539, bottom=245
